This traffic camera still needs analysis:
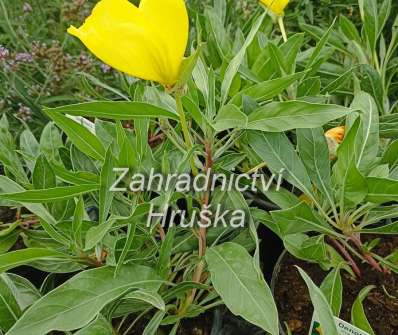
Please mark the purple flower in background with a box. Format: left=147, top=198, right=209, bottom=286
left=100, top=63, right=111, bottom=73
left=0, top=45, right=10, bottom=60
left=16, top=103, right=33, bottom=122
left=15, top=52, right=34, bottom=63
left=23, top=2, right=33, bottom=13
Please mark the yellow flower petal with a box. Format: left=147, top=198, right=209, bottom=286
left=68, top=0, right=188, bottom=86
left=260, top=0, right=290, bottom=16
left=325, top=126, right=346, bottom=144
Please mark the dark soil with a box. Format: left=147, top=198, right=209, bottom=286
left=124, top=307, right=262, bottom=335
left=0, top=207, right=17, bottom=223
left=274, top=237, right=398, bottom=335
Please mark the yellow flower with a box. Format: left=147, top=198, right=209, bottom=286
left=325, top=126, right=346, bottom=160
left=68, top=0, right=189, bottom=86
left=325, top=126, right=346, bottom=144
left=260, top=0, right=290, bottom=16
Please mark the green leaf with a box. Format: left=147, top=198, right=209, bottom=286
left=7, top=265, right=161, bottom=335
left=99, top=148, right=115, bottom=224
left=268, top=43, right=287, bottom=76
left=297, top=128, right=333, bottom=206
left=246, top=101, right=352, bottom=132
left=366, top=177, right=398, bottom=204
left=351, top=286, right=376, bottom=335
left=359, top=65, right=384, bottom=115
left=0, top=249, right=67, bottom=273
left=0, top=184, right=99, bottom=203
left=339, top=159, right=367, bottom=209
left=74, top=315, right=113, bottom=335
left=72, top=197, right=85, bottom=247
left=280, top=33, right=305, bottom=74
left=0, top=275, right=21, bottom=332
left=305, top=18, right=337, bottom=77
left=143, top=310, right=166, bottom=335
left=4, top=274, right=41, bottom=311
left=206, top=242, right=279, bottom=335
left=51, top=164, right=99, bottom=185
left=0, top=231, right=19, bottom=254
left=19, top=128, right=39, bottom=172
left=0, top=176, right=69, bottom=246
left=44, top=101, right=179, bottom=121
left=248, top=131, right=312, bottom=194
left=32, top=155, right=56, bottom=189
left=381, top=139, right=398, bottom=167
left=359, top=0, right=378, bottom=54
left=333, top=118, right=368, bottom=209
left=361, top=221, right=398, bottom=234
left=297, top=267, right=338, bottom=335
left=230, top=72, right=304, bottom=106
left=271, top=202, right=336, bottom=236
left=213, top=104, right=248, bottom=132
left=45, top=111, right=106, bottom=161
left=176, top=47, right=201, bottom=88
left=378, top=0, right=392, bottom=36
left=115, top=221, right=136, bottom=276
left=339, top=15, right=361, bottom=43
left=283, top=234, right=328, bottom=264
left=156, top=227, right=175, bottom=279
left=320, top=267, right=343, bottom=317
left=39, top=122, right=63, bottom=162
left=0, top=115, right=28, bottom=184
left=125, top=289, right=165, bottom=311
left=321, top=66, right=358, bottom=94
left=221, top=13, right=265, bottom=104
left=85, top=219, right=115, bottom=251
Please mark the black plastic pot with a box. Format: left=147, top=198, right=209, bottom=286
left=271, top=251, right=288, bottom=335
left=209, top=307, right=264, bottom=335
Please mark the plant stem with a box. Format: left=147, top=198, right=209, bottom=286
left=327, top=236, right=361, bottom=277
left=278, top=16, right=288, bottom=43
left=175, top=94, right=199, bottom=176
left=181, top=141, right=213, bottom=314
left=349, top=234, right=384, bottom=273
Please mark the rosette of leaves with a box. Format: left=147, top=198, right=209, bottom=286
left=248, top=89, right=398, bottom=277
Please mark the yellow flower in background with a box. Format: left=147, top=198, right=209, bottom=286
left=260, top=0, right=290, bottom=16
left=325, top=126, right=346, bottom=144
left=68, top=0, right=189, bottom=86
left=325, top=126, right=346, bottom=160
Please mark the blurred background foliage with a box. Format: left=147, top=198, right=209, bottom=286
left=0, top=0, right=397, bottom=134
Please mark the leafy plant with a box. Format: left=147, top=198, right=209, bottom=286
left=0, top=0, right=396, bottom=334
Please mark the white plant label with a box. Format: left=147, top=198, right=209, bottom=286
left=309, top=314, right=371, bottom=335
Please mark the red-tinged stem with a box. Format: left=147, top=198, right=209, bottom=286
left=182, top=141, right=213, bottom=313
left=327, top=236, right=362, bottom=277
left=349, top=234, right=384, bottom=273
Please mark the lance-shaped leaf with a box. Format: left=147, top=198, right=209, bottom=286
left=246, top=101, right=352, bottom=132
left=44, top=101, right=179, bottom=121
left=206, top=242, right=279, bottom=335
left=0, top=249, right=67, bottom=273
left=366, top=177, right=398, bottom=204
left=297, top=128, right=333, bottom=206
left=0, top=184, right=99, bottom=203
left=0, top=275, right=22, bottom=332
left=45, top=111, right=106, bottom=161
left=271, top=202, right=337, bottom=236
left=351, top=286, right=376, bottom=335
left=297, top=267, right=338, bottom=335
left=320, top=267, right=343, bottom=317
left=7, top=265, right=161, bottom=335
left=248, top=131, right=312, bottom=195
left=230, top=72, right=305, bottom=106
left=74, top=315, right=113, bottom=335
